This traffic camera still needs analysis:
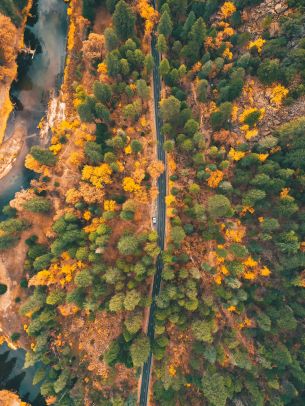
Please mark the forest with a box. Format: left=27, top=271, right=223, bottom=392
left=0, top=0, right=305, bottom=405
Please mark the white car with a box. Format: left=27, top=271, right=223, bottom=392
left=152, top=216, right=157, bottom=225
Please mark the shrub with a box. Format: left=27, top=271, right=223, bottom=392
left=23, top=197, right=52, bottom=213
left=0, top=284, right=7, bottom=295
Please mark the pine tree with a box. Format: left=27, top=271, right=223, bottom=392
left=158, top=10, right=173, bottom=38
left=113, top=0, right=135, bottom=41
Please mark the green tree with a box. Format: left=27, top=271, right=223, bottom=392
left=196, top=79, right=209, bottom=102
left=131, top=139, right=143, bottom=154
left=170, top=226, right=186, bottom=246
left=23, top=197, right=52, bottom=213
left=109, top=293, right=125, bottom=312
left=192, top=320, right=213, bottom=342
left=210, top=102, right=232, bottom=131
left=123, top=289, right=141, bottom=311
left=106, top=51, right=121, bottom=77
left=144, top=54, right=154, bottom=75
left=257, top=59, right=282, bottom=84
left=113, top=0, right=135, bottom=40
left=78, top=101, right=94, bottom=122
left=202, top=373, right=229, bottom=406
left=124, top=313, right=142, bottom=334
left=85, top=141, right=103, bottom=164
left=74, top=269, right=93, bottom=288
left=159, top=58, right=170, bottom=77
left=93, top=82, right=112, bottom=104
left=95, top=103, right=110, bottom=122
left=104, top=27, right=119, bottom=51
left=118, top=234, right=139, bottom=255
left=136, top=79, right=150, bottom=100
left=158, top=10, right=173, bottom=38
left=130, top=335, right=150, bottom=367
left=123, top=100, right=142, bottom=122
left=182, top=11, right=196, bottom=39
left=163, top=140, right=175, bottom=152
left=207, top=195, right=233, bottom=218
left=157, top=34, right=167, bottom=54
left=159, top=96, right=181, bottom=123
left=30, top=146, right=57, bottom=166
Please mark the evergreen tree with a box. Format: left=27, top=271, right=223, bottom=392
left=158, top=10, right=173, bottom=38
left=113, top=0, right=135, bottom=41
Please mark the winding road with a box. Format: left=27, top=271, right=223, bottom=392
left=139, top=5, right=166, bottom=404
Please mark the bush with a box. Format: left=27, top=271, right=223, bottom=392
left=23, top=197, right=52, bottom=213
left=0, top=284, right=7, bottom=295
left=30, top=146, right=57, bottom=166
left=257, top=59, right=282, bottom=84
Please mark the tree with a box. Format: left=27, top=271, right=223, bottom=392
left=30, top=146, right=57, bottom=166
left=144, top=54, right=154, bottom=75
left=113, top=0, right=136, bottom=41
left=74, top=269, right=93, bottom=288
left=257, top=59, right=282, bottom=84
left=123, top=289, right=141, bottom=311
left=120, top=58, right=130, bottom=76
left=93, top=82, right=112, bottom=104
left=242, top=188, right=266, bottom=206
left=163, top=140, right=175, bottom=152
left=104, top=27, right=119, bottom=51
left=123, top=100, right=142, bottom=122
left=159, top=96, right=181, bottom=123
left=106, top=51, right=121, bottom=77
left=118, top=234, right=139, bottom=255
left=158, top=10, right=173, bottom=38
left=78, top=101, right=94, bottom=122
left=109, top=293, right=125, bottom=312
left=23, top=197, right=52, bottom=213
left=184, top=119, right=199, bottom=136
left=130, top=335, right=150, bottom=367
left=191, top=320, right=213, bottom=342
left=197, top=79, right=209, bottom=102
left=207, top=195, right=233, bottom=218
left=136, top=79, right=150, bottom=100
left=159, top=58, right=170, bottom=77
left=157, top=34, right=167, bottom=54
left=170, top=226, right=186, bottom=246
left=131, top=140, right=143, bottom=154
left=124, top=313, right=142, bottom=334
left=210, top=102, right=232, bottom=131
left=202, top=373, right=229, bottom=406
left=85, top=141, right=103, bottom=165
left=95, top=103, right=110, bottom=122
left=182, top=11, right=196, bottom=39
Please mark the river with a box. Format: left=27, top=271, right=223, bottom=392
left=0, top=0, right=67, bottom=209
left=0, top=0, right=68, bottom=402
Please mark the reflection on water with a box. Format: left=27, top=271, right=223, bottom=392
left=0, top=344, right=45, bottom=405
left=0, top=0, right=67, bottom=208
left=0, top=0, right=68, bottom=402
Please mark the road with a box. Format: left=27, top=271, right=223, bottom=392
left=139, top=9, right=166, bottom=406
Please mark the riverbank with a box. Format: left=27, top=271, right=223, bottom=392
left=0, top=0, right=33, bottom=145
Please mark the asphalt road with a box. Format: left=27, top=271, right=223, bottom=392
left=139, top=12, right=166, bottom=406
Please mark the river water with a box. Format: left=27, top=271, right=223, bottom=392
left=0, top=0, right=67, bottom=208
left=0, top=0, right=67, bottom=402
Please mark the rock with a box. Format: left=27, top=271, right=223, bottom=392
left=275, top=3, right=288, bottom=13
